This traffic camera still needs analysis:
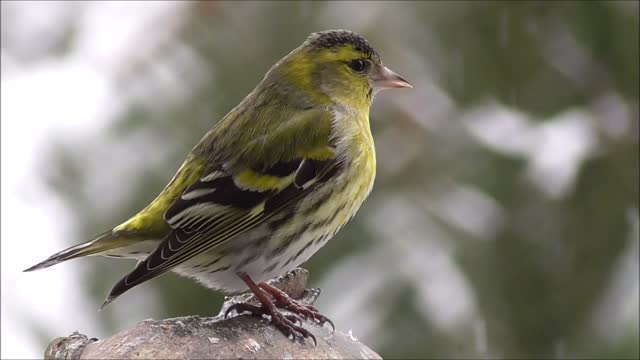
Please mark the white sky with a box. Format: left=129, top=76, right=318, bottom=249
left=1, top=61, right=111, bottom=358
left=1, top=2, right=179, bottom=357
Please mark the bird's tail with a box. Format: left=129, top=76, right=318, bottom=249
left=23, top=230, right=125, bottom=272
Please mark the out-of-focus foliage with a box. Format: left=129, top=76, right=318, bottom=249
left=4, top=1, right=638, bottom=358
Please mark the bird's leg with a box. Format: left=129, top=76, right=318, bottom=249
left=225, top=272, right=316, bottom=345
left=259, top=282, right=335, bottom=332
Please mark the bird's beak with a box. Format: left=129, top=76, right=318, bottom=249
left=371, top=65, right=412, bottom=90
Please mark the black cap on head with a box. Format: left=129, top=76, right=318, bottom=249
left=305, top=30, right=378, bottom=59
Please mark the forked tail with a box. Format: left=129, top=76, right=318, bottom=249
left=23, top=230, right=118, bottom=272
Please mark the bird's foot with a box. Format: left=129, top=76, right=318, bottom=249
left=226, top=272, right=318, bottom=345
left=225, top=300, right=316, bottom=345
left=259, top=282, right=335, bottom=332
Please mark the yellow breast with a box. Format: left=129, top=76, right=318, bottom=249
left=306, top=109, right=376, bottom=235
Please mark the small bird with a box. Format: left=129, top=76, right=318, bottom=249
left=25, top=29, right=411, bottom=343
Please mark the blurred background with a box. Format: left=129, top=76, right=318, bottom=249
left=2, top=1, right=638, bottom=358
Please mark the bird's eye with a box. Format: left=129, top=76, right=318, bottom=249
left=348, top=59, right=368, bottom=73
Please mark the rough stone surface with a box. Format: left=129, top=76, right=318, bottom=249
left=44, top=268, right=381, bottom=360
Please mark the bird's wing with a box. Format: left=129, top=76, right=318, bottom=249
left=102, top=109, right=338, bottom=306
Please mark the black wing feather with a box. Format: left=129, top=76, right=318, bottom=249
left=102, top=158, right=340, bottom=307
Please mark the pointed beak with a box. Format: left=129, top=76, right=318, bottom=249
left=371, top=65, right=412, bottom=90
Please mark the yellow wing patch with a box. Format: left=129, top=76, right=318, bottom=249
left=305, top=146, right=336, bottom=161
left=234, top=169, right=295, bottom=192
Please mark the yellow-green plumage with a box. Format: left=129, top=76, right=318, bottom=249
left=25, top=30, right=410, bottom=309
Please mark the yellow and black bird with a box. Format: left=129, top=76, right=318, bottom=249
left=25, top=29, right=411, bottom=342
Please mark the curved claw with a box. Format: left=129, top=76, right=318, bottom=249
left=309, top=312, right=334, bottom=333
left=291, top=324, right=316, bottom=346
left=307, top=332, right=318, bottom=347
left=224, top=304, right=241, bottom=319
left=271, top=310, right=316, bottom=346
left=224, top=302, right=263, bottom=319
left=287, top=303, right=334, bottom=333
left=224, top=305, right=236, bottom=319
left=323, top=317, right=336, bottom=334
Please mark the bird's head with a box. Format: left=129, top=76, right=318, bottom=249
left=272, top=30, right=411, bottom=109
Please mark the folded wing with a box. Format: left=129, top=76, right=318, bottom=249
left=102, top=110, right=339, bottom=307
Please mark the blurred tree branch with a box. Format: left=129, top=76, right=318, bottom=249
left=43, top=269, right=380, bottom=360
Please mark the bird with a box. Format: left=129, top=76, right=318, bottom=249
left=24, top=29, right=411, bottom=343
